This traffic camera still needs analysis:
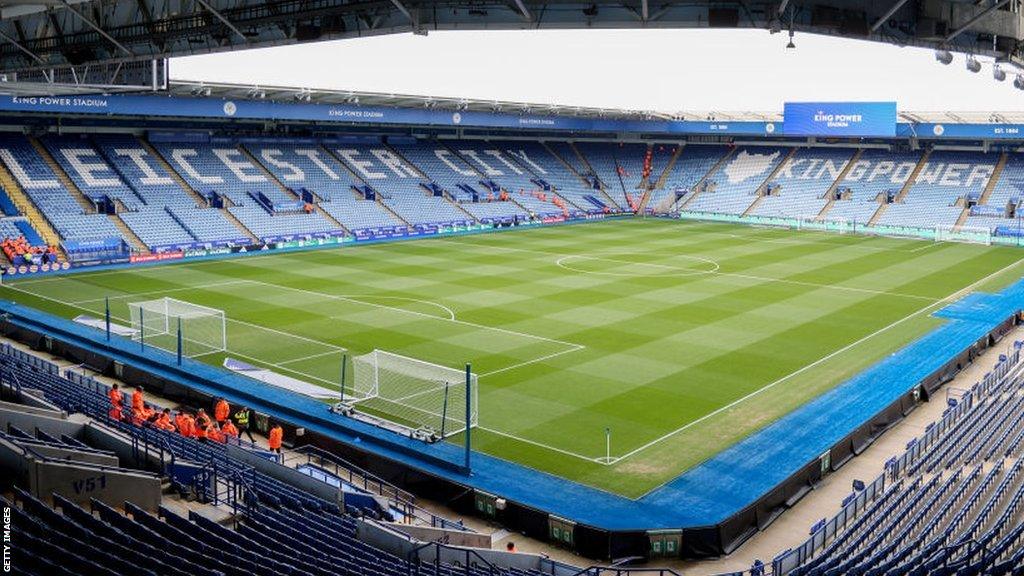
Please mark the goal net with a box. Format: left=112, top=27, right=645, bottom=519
left=820, top=217, right=852, bottom=234
left=936, top=225, right=992, bottom=245
left=350, top=349, right=478, bottom=438
left=128, top=298, right=227, bottom=358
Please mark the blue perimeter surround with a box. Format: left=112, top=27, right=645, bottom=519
left=3, top=254, right=1024, bottom=530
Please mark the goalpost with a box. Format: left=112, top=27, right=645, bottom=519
left=820, top=217, right=852, bottom=234
left=935, top=225, right=993, bottom=246
left=128, top=298, right=227, bottom=358
left=350, top=349, right=478, bottom=438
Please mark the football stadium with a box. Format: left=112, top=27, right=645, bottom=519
left=4, top=2, right=1024, bottom=576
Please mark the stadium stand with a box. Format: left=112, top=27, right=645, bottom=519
left=118, top=208, right=197, bottom=251
left=167, top=206, right=252, bottom=246
left=319, top=195, right=407, bottom=233
left=825, top=149, right=921, bottom=224
left=38, top=134, right=143, bottom=210
left=325, top=140, right=478, bottom=227
left=750, top=148, right=856, bottom=219
left=493, top=141, right=608, bottom=213
left=150, top=139, right=291, bottom=206
left=227, top=205, right=343, bottom=241
left=241, top=140, right=362, bottom=201
left=877, top=151, right=997, bottom=228
left=0, top=133, right=87, bottom=215
left=11, top=130, right=1024, bottom=257
left=649, top=144, right=731, bottom=211
left=391, top=139, right=488, bottom=201
left=0, top=342, right=584, bottom=576
left=568, top=142, right=650, bottom=206
left=774, top=347, right=1024, bottom=576
left=92, top=134, right=200, bottom=208
left=966, top=153, right=1024, bottom=232
left=685, top=146, right=792, bottom=215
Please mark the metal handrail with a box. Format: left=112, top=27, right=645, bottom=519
left=407, top=540, right=499, bottom=576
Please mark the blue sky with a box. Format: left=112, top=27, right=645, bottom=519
left=173, top=29, right=1023, bottom=112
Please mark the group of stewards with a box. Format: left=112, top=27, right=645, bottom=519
left=107, top=383, right=284, bottom=453
left=2, top=235, right=58, bottom=265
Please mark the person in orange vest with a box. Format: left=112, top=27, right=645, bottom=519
left=194, top=409, right=212, bottom=442
left=220, top=419, right=239, bottom=441
left=108, top=383, right=123, bottom=409
left=214, top=397, right=230, bottom=424
left=131, top=386, right=145, bottom=413
left=154, top=408, right=176, bottom=432
left=268, top=423, right=283, bottom=454
left=107, top=383, right=123, bottom=421
left=506, top=542, right=517, bottom=553
left=131, top=386, right=154, bottom=423
left=175, top=410, right=190, bottom=436
left=179, top=411, right=196, bottom=438
left=206, top=421, right=224, bottom=443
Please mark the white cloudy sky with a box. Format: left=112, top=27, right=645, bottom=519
left=173, top=29, right=1023, bottom=113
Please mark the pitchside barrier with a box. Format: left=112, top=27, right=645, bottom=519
left=675, top=211, right=1002, bottom=245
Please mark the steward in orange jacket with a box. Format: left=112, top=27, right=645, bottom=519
left=154, top=409, right=176, bottom=432
left=214, top=398, right=230, bottom=423
left=108, top=384, right=122, bottom=408
left=268, top=424, right=283, bottom=453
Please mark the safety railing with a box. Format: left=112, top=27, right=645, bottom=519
left=771, top=341, right=1024, bottom=575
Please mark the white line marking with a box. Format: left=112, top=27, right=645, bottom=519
left=232, top=278, right=584, bottom=350
left=226, top=350, right=342, bottom=388
left=610, top=254, right=1024, bottom=467
left=478, top=426, right=605, bottom=463
left=908, top=241, right=944, bottom=253
left=277, top=349, right=345, bottom=366
left=477, top=346, right=586, bottom=377
left=555, top=254, right=720, bottom=277
left=346, top=295, right=457, bottom=321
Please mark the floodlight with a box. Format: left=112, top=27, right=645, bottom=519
left=966, top=56, right=981, bottom=73
left=934, top=50, right=953, bottom=65
left=1014, top=74, right=1024, bottom=90
left=994, top=65, right=1007, bottom=82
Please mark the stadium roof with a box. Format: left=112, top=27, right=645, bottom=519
left=1, top=1, right=1023, bottom=89
left=167, top=80, right=1024, bottom=126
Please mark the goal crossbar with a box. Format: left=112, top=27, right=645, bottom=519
left=350, top=349, right=478, bottom=438
left=127, top=297, right=227, bottom=357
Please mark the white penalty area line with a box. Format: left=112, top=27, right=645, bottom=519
left=604, top=254, right=1024, bottom=467
left=477, top=345, right=586, bottom=377
left=276, top=349, right=347, bottom=366
left=477, top=425, right=608, bottom=464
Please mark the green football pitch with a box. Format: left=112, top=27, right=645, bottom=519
left=4, top=218, right=1024, bottom=497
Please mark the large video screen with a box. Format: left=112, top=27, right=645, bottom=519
left=783, top=102, right=897, bottom=137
